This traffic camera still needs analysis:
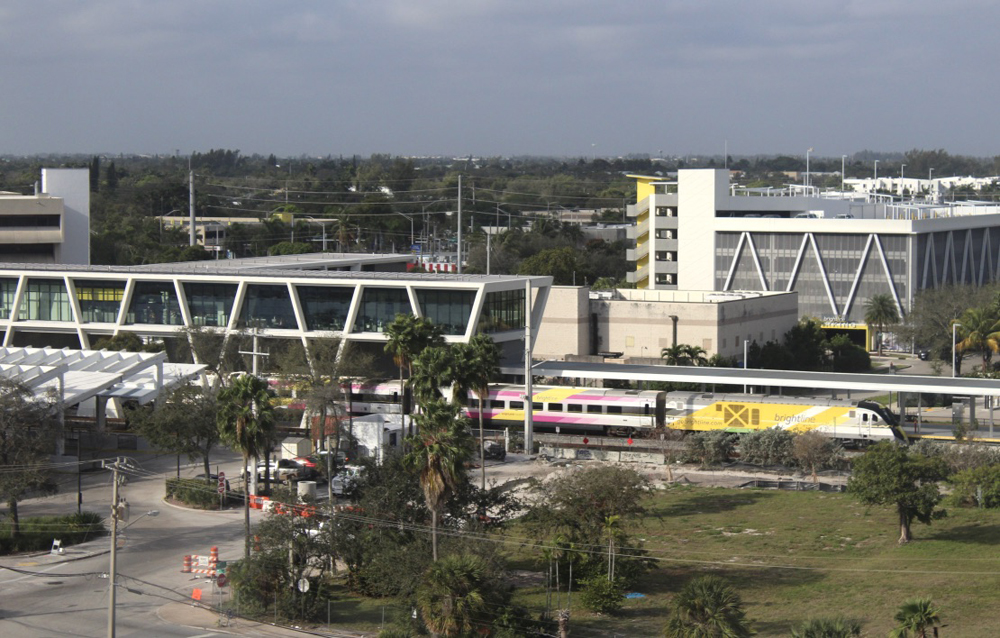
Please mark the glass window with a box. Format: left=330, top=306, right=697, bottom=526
left=0, top=278, right=17, bottom=320
left=607, top=405, right=622, bottom=415
left=126, top=281, right=182, bottom=325
left=416, top=289, right=475, bottom=335
left=480, top=289, right=525, bottom=333
left=297, top=285, right=354, bottom=331
left=532, top=402, right=543, bottom=411
left=489, top=400, right=505, bottom=409
left=18, top=278, right=72, bottom=322
left=549, top=403, right=563, bottom=412
left=74, top=280, right=126, bottom=323
left=353, top=288, right=410, bottom=333
left=510, top=401, right=524, bottom=410
left=238, top=284, right=298, bottom=329
left=183, top=282, right=237, bottom=327
left=586, top=405, right=602, bottom=414
left=567, top=404, right=583, bottom=413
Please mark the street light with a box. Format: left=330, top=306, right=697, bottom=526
left=395, top=212, right=414, bottom=246
left=302, top=216, right=329, bottom=252
left=929, top=168, right=935, bottom=181
left=841, top=155, right=847, bottom=191
left=953, top=322, right=962, bottom=378
left=900, top=164, right=906, bottom=180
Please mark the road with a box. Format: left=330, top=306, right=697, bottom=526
left=0, top=450, right=264, bottom=637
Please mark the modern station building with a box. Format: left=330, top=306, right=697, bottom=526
left=627, top=169, right=1000, bottom=344
left=0, top=254, right=551, bottom=365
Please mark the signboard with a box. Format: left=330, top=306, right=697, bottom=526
left=217, top=574, right=228, bottom=587
left=298, top=578, right=310, bottom=593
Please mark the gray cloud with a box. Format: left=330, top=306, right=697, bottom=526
left=2, top=1, right=999, bottom=157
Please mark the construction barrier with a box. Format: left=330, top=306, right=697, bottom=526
left=184, top=547, right=220, bottom=576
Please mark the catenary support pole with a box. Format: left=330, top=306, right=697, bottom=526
left=524, top=279, right=533, bottom=454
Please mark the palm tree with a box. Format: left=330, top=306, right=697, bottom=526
left=217, top=374, right=275, bottom=558
left=956, top=305, right=1000, bottom=369
left=416, top=554, right=497, bottom=637
left=410, top=346, right=456, bottom=406
left=385, top=314, right=444, bottom=437
left=453, top=334, right=501, bottom=490
left=683, top=344, right=708, bottom=366
left=664, top=575, right=754, bottom=638
left=661, top=344, right=688, bottom=365
left=404, top=399, right=473, bottom=561
left=790, top=616, right=862, bottom=638
left=864, top=293, right=901, bottom=356
left=891, top=598, right=941, bottom=638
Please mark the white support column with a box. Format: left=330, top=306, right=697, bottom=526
left=523, top=279, right=533, bottom=455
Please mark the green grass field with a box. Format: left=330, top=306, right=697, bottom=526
left=504, top=484, right=1000, bottom=637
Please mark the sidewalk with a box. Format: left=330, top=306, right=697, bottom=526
left=157, top=601, right=371, bottom=637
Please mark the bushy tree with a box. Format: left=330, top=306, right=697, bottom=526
left=848, top=442, right=948, bottom=544
left=948, top=464, right=1000, bottom=508
left=790, top=616, right=862, bottom=638
left=415, top=554, right=511, bottom=637
left=0, top=381, right=58, bottom=537
left=685, top=431, right=737, bottom=467
left=129, top=384, right=219, bottom=479
left=580, top=576, right=626, bottom=615
left=792, top=431, right=844, bottom=482
left=891, top=598, right=941, bottom=638
left=738, top=429, right=794, bottom=466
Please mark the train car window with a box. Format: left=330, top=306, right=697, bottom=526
left=490, top=400, right=505, bottom=409
left=586, top=405, right=602, bottom=414
left=849, top=410, right=856, bottom=418
left=549, top=403, right=563, bottom=412
left=510, top=401, right=524, bottom=409
left=606, top=406, right=622, bottom=415
left=751, top=409, right=760, bottom=425
left=716, top=403, right=723, bottom=411
left=532, top=402, right=543, bottom=411
left=861, top=413, right=868, bottom=422
left=567, top=404, right=583, bottom=413
left=622, top=406, right=646, bottom=415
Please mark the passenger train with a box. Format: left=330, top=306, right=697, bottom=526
left=342, top=381, right=905, bottom=444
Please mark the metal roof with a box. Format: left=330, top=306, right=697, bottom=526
left=0, top=346, right=206, bottom=406
left=509, top=360, right=1000, bottom=398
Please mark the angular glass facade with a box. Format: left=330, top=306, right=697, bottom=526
left=19, top=278, right=72, bottom=322
left=184, top=282, right=237, bottom=327
left=238, top=284, right=298, bottom=329
left=0, top=278, right=16, bottom=320
left=354, top=288, right=411, bottom=333
left=480, top=289, right=525, bottom=333
left=297, top=285, right=354, bottom=331
left=127, top=281, right=183, bottom=325
left=416, top=289, right=475, bottom=335
left=74, top=279, right=125, bottom=323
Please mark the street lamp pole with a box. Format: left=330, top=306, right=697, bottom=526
left=805, top=148, right=812, bottom=189
left=953, top=322, right=962, bottom=378
left=900, top=164, right=906, bottom=180
left=874, top=160, right=879, bottom=184
left=841, top=155, right=847, bottom=191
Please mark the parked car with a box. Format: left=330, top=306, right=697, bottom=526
left=918, top=350, right=930, bottom=361
left=247, top=459, right=313, bottom=484
left=483, top=440, right=506, bottom=461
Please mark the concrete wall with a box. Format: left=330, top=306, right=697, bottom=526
left=533, top=287, right=799, bottom=361
left=534, top=286, right=590, bottom=359
left=42, top=168, right=90, bottom=264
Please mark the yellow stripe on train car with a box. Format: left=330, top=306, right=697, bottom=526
left=668, top=401, right=854, bottom=433
left=531, top=388, right=584, bottom=403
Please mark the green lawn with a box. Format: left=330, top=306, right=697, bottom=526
left=506, top=485, right=1000, bottom=637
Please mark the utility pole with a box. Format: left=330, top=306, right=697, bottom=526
left=103, top=457, right=129, bottom=638
left=189, top=166, right=196, bottom=247
left=524, top=279, right=533, bottom=454
left=457, top=175, right=463, bottom=274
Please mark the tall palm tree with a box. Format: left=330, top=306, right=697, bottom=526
left=956, top=305, right=1000, bottom=369
left=664, top=575, right=754, bottom=638
left=385, top=314, right=444, bottom=437
left=661, top=344, right=688, bottom=365
left=683, top=344, right=709, bottom=366
left=453, top=334, right=501, bottom=490
left=411, top=346, right=456, bottom=406
left=864, top=293, right=901, bottom=356
left=404, top=399, right=473, bottom=561
left=891, top=598, right=941, bottom=638
left=416, top=554, right=497, bottom=637
left=217, top=374, right=275, bottom=559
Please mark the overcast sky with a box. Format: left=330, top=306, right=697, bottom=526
left=3, top=1, right=999, bottom=159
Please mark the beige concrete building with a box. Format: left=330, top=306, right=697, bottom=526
left=535, top=286, right=798, bottom=362
left=0, top=168, right=90, bottom=264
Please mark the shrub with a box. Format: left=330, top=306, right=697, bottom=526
left=579, top=576, right=625, bottom=615
left=0, top=512, right=105, bottom=554
left=685, top=431, right=737, bottom=467
left=166, top=477, right=224, bottom=509
left=949, top=464, right=1000, bottom=508
left=738, top=429, right=794, bottom=466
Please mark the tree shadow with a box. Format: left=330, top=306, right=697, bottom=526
left=650, top=489, right=776, bottom=518
left=924, top=523, right=1000, bottom=545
